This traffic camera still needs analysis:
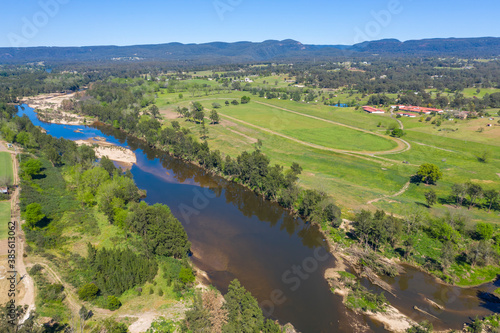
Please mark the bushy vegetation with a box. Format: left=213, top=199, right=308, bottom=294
left=85, top=244, right=158, bottom=296
left=71, top=80, right=341, bottom=225
left=2, top=56, right=500, bottom=332
left=183, top=279, right=281, bottom=333
left=349, top=208, right=500, bottom=285
left=0, top=104, right=193, bottom=321
left=336, top=271, right=388, bottom=313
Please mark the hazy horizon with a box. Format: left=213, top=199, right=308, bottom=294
left=1, top=0, right=499, bottom=48
left=2, top=35, right=500, bottom=49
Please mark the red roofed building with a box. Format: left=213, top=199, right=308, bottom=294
left=363, top=106, right=385, bottom=114
left=397, top=105, right=443, bottom=114
left=396, top=112, right=417, bottom=118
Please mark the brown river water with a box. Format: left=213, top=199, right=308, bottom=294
left=18, top=105, right=500, bottom=332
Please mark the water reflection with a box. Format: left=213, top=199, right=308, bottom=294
left=18, top=105, right=500, bottom=332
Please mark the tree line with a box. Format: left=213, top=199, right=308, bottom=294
left=73, top=80, right=342, bottom=226
left=349, top=207, right=499, bottom=282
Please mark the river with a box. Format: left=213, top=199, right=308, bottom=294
left=16, top=104, right=500, bottom=332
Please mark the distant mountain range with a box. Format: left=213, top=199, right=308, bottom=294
left=1, top=37, right=499, bottom=64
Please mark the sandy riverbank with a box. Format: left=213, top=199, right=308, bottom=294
left=21, top=92, right=91, bottom=125
left=325, top=265, right=415, bottom=332
left=75, top=138, right=137, bottom=165
left=21, top=92, right=76, bottom=110
left=323, top=226, right=416, bottom=332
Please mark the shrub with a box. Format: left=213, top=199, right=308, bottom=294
left=106, top=295, right=121, bottom=311
left=179, top=266, right=195, bottom=285
left=78, top=283, right=99, bottom=301
left=29, top=264, right=44, bottom=275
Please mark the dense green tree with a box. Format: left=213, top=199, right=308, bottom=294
left=353, top=210, right=373, bottom=247
left=178, top=266, right=195, bottom=286
left=475, top=222, right=494, bottom=240
left=416, top=163, right=442, bottom=185
left=21, top=159, right=43, bottom=179
left=223, top=279, right=264, bottom=333
left=15, top=131, right=37, bottom=148
left=171, top=120, right=180, bottom=130
left=298, top=189, right=323, bottom=217
left=209, top=109, right=220, bottom=124
left=466, top=182, right=483, bottom=210
left=126, top=202, right=190, bottom=258
left=100, top=156, right=117, bottom=176
left=150, top=104, right=160, bottom=119
left=43, top=146, right=61, bottom=166
left=24, top=203, right=45, bottom=229
left=106, top=296, right=122, bottom=311
left=78, top=283, right=99, bottom=301
left=483, top=189, right=499, bottom=212
left=424, top=189, right=437, bottom=207
left=87, top=245, right=157, bottom=296
left=391, top=128, right=404, bottom=137
left=451, top=183, right=467, bottom=207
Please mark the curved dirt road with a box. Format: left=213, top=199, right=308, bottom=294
left=254, top=101, right=410, bottom=155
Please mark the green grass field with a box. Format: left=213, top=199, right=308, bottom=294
left=151, top=78, right=500, bottom=222
left=217, top=102, right=398, bottom=152
left=425, top=87, right=500, bottom=99
left=253, top=98, right=398, bottom=131
left=157, top=94, right=412, bottom=208
left=0, top=152, right=13, bottom=181
left=0, top=201, right=11, bottom=240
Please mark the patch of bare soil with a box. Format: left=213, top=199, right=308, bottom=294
left=160, top=109, right=181, bottom=120
left=121, top=301, right=191, bottom=333
left=21, top=92, right=77, bottom=111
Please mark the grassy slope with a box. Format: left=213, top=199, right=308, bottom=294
left=374, top=115, right=500, bottom=224
left=0, top=152, right=13, bottom=240
left=24, top=159, right=184, bottom=321
left=157, top=89, right=413, bottom=208
left=0, top=152, right=13, bottom=180
left=426, top=87, right=500, bottom=99
left=0, top=201, right=10, bottom=240
left=154, top=82, right=500, bottom=223
left=257, top=98, right=398, bottom=131
left=218, top=102, right=398, bottom=152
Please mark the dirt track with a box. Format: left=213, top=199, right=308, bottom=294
left=254, top=101, right=411, bottom=155
left=366, top=181, right=411, bottom=204
left=0, top=141, right=35, bottom=322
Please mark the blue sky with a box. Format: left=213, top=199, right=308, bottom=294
left=1, top=0, right=499, bottom=47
